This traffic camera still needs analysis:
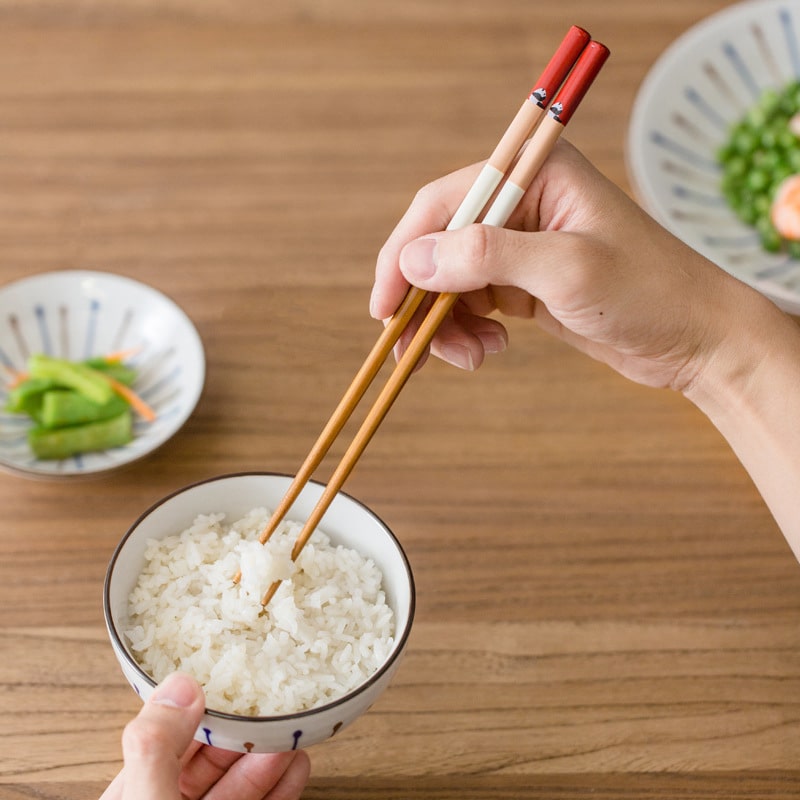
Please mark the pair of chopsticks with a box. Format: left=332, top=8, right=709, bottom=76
left=246, top=26, right=610, bottom=606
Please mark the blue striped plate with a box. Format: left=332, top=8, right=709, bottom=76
left=627, top=0, right=800, bottom=314
left=0, top=270, right=205, bottom=478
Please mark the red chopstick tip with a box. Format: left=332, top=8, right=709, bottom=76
left=548, top=40, right=610, bottom=126
left=528, top=24, right=592, bottom=108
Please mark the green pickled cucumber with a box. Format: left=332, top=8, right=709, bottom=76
left=28, top=411, right=133, bottom=460
left=40, top=389, right=130, bottom=429
left=28, top=354, right=113, bottom=405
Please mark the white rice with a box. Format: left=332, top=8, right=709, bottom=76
left=124, top=507, right=395, bottom=716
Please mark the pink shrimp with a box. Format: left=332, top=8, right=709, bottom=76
left=771, top=173, right=800, bottom=241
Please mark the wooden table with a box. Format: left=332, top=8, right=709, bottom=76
left=2, top=1, right=798, bottom=797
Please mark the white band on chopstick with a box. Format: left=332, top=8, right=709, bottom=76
left=481, top=181, right=525, bottom=228
left=448, top=164, right=505, bottom=230
left=482, top=116, right=565, bottom=227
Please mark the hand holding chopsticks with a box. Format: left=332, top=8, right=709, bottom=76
left=246, top=29, right=610, bottom=607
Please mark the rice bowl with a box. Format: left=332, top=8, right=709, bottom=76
left=104, top=472, right=415, bottom=753
left=125, top=507, right=396, bottom=717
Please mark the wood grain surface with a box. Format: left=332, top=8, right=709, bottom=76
left=1, top=1, right=798, bottom=798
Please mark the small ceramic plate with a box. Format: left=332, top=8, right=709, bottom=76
left=627, top=0, right=800, bottom=314
left=0, top=270, right=205, bottom=478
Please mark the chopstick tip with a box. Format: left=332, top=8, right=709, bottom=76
left=529, top=24, right=593, bottom=109
left=547, top=38, right=610, bottom=126
left=260, top=580, right=281, bottom=608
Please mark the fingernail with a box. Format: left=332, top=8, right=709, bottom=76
left=401, top=236, right=438, bottom=280
left=480, top=332, right=507, bottom=354
left=368, top=286, right=381, bottom=319
left=440, top=343, right=474, bottom=371
left=151, top=673, right=198, bottom=709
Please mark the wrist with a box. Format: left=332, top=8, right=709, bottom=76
left=683, top=281, right=800, bottom=558
left=682, top=282, right=800, bottom=420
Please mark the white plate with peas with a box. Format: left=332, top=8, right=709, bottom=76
left=0, top=270, right=205, bottom=478
left=627, top=0, right=800, bottom=315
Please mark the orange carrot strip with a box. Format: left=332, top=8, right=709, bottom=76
left=102, top=374, right=157, bottom=422
left=5, top=369, right=29, bottom=390
left=102, top=347, right=142, bottom=363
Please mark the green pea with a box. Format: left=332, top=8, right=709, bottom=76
left=732, top=128, right=759, bottom=155
left=754, top=194, right=772, bottom=217
left=747, top=170, right=770, bottom=192
left=725, top=155, right=748, bottom=178
left=758, top=224, right=782, bottom=253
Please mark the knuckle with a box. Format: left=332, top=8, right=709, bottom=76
left=455, top=224, right=495, bottom=270
left=411, top=178, right=459, bottom=226
left=412, top=178, right=443, bottom=207
left=375, top=240, right=393, bottom=273
left=121, top=717, right=173, bottom=762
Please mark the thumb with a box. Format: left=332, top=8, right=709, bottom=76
left=119, top=672, right=206, bottom=800
left=398, top=225, right=541, bottom=295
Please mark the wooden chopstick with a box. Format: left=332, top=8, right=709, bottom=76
left=255, top=37, right=609, bottom=607
left=258, top=39, right=610, bottom=608
left=232, top=26, right=592, bottom=588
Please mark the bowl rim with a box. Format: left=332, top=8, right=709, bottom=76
left=103, top=470, right=416, bottom=723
